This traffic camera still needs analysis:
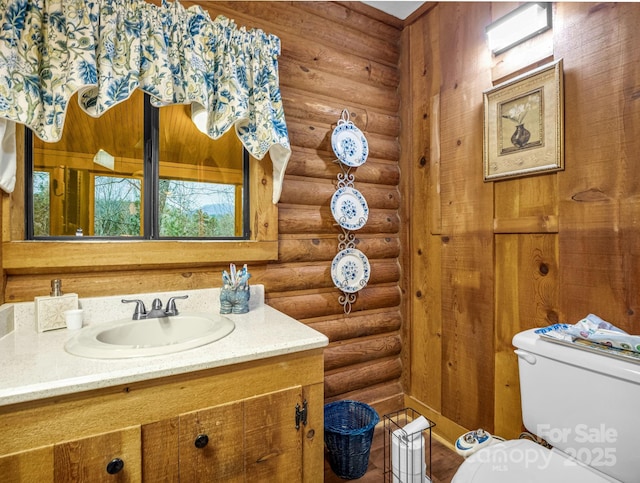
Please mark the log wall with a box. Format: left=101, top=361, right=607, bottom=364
left=251, top=0, right=406, bottom=416
left=1, top=2, right=405, bottom=417
left=405, top=2, right=640, bottom=443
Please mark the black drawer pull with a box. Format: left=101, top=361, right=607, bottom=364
left=194, top=434, right=209, bottom=448
left=106, top=457, right=124, bottom=474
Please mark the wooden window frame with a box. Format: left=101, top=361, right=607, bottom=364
left=1, top=125, right=278, bottom=274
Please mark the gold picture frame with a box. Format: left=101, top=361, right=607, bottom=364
left=483, top=59, right=564, bottom=181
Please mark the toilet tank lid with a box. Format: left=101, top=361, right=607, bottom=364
left=513, top=329, right=640, bottom=385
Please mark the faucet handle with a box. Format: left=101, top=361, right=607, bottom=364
left=122, top=299, right=147, bottom=320
left=165, top=295, right=189, bottom=316
left=151, top=298, right=163, bottom=311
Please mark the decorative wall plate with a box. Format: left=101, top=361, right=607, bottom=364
left=331, top=248, right=370, bottom=293
left=331, top=122, right=369, bottom=167
left=331, top=186, right=369, bottom=231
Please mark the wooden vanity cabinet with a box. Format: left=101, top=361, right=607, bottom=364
left=0, top=350, right=324, bottom=482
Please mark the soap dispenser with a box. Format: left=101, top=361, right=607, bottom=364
left=35, top=279, right=79, bottom=332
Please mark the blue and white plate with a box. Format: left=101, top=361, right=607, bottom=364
left=331, top=248, right=370, bottom=293
left=331, top=122, right=369, bottom=167
left=331, top=186, right=369, bottom=231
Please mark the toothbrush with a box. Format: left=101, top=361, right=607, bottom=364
left=230, top=263, right=237, bottom=287
left=222, top=270, right=231, bottom=287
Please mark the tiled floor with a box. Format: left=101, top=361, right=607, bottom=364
left=325, top=427, right=464, bottom=482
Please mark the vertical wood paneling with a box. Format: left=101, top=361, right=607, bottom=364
left=407, top=1, right=640, bottom=445
left=494, top=233, right=558, bottom=438
left=438, top=2, right=494, bottom=431
left=493, top=170, right=560, bottom=439
left=405, top=5, right=443, bottom=414
left=555, top=2, right=640, bottom=333
left=398, top=15, right=413, bottom=400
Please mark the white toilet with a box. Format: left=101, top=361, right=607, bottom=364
left=452, top=328, right=640, bottom=482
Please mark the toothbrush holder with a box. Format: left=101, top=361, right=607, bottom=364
left=220, top=284, right=250, bottom=314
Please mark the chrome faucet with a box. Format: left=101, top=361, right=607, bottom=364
left=122, top=295, right=189, bottom=320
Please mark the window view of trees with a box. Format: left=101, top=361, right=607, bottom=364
left=94, top=176, right=141, bottom=236
left=158, top=180, right=235, bottom=237
left=33, top=173, right=236, bottom=238
left=33, top=171, right=50, bottom=237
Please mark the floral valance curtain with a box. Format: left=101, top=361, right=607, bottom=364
left=0, top=0, right=290, bottom=202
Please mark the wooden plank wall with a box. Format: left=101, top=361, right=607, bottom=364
left=1, top=2, right=405, bottom=417
left=406, top=2, right=640, bottom=444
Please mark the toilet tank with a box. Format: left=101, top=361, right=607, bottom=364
left=513, top=328, right=640, bottom=483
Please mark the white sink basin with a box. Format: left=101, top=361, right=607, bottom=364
left=65, top=313, right=235, bottom=359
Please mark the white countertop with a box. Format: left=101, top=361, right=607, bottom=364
left=0, top=286, right=328, bottom=407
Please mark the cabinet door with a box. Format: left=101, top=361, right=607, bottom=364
left=179, top=400, right=244, bottom=483
left=245, top=387, right=303, bottom=482
left=141, top=387, right=306, bottom=482
left=0, top=445, right=54, bottom=483
left=54, top=426, right=141, bottom=482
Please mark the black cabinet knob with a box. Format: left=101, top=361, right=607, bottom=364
left=194, top=434, right=209, bottom=448
left=106, top=458, right=124, bottom=474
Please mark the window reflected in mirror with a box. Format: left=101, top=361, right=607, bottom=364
left=29, top=89, right=248, bottom=239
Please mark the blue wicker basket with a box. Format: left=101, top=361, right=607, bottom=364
left=324, top=400, right=380, bottom=479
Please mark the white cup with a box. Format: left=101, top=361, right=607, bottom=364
left=64, top=309, right=84, bottom=330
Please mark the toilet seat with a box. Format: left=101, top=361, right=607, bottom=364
left=451, top=439, right=616, bottom=482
